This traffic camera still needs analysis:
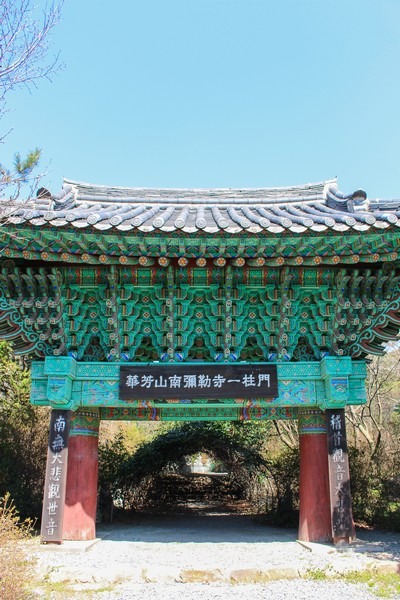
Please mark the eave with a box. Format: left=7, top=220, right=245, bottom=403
left=0, top=223, right=399, bottom=268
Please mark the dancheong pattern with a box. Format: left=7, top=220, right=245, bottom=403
left=30, top=356, right=367, bottom=416
left=298, top=408, right=327, bottom=435
left=69, top=409, right=100, bottom=437
left=0, top=263, right=399, bottom=362
left=2, top=179, right=400, bottom=422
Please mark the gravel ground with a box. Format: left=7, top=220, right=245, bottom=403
left=29, top=512, right=400, bottom=599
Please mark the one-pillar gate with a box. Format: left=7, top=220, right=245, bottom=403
left=36, top=356, right=363, bottom=543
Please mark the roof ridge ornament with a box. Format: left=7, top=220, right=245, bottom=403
left=349, top=189, right=369, bottom=212
left=51, top=183, right=77, bottom=211
left=326, top=184, right=369, bottom=212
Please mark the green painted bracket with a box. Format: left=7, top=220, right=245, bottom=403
left=44, top=357, right=77, bottom=410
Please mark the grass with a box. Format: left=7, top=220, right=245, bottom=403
left=31, top=576, right=118, bottom=599
left=305, top=567, right=329, bottom=580
left=29, top=565, right=127, bottom=599
left=343, top=571, right=400, bottom=599
left=306, top=567, right=400, bottom=598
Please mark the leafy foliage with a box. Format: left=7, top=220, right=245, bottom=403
left=98, top=431, right=131, bottom=509
left=121, top=421, right=268, bottom=482
left=99, top=422, right=269, bottom=509
left=263, top=446, right=299, bottom=526
left=0, top=148, right=42, bottom=199
left=0, top=341, right=48, bottom=519
left=347, top=350, right=400, bottom=529
left=98, top=420, right=299, bottom=521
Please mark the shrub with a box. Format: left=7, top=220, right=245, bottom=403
left=349, top=442, right=400, bottom=531
left=0, top=493, right=34, bottom=600
left=262, top=446, right=299, bottom=527
left=98, top=421, right=272, bottom=512
left=0, top=341, right=48, bottom=520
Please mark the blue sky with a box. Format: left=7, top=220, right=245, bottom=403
left=2, top=0, right=400, bottom=198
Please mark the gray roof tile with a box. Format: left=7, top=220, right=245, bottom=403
left=6, top=177, right=400, bottom=235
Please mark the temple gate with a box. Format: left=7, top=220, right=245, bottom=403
left=0, top=177, right=399, bottom=544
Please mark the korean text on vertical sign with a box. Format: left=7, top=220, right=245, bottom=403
left=40, top=410, right=71, bottom=543
left=327, top=408, right=354, bottom=539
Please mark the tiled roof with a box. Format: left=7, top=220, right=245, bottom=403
left=5, top=178, right=400, bottom=234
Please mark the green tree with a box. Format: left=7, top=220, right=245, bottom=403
left=0, top=148, right=42, bottom=200
left=346, top=349, right=400, bottom=528
left=0, top=341, right=48, bottom=518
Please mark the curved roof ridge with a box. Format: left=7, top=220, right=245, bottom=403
left=62, top=177, right=337, bottom=201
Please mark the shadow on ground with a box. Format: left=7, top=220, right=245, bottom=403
left=95, top=501, right=400, bottom=564
left=97, top=509, right=297, bottom=544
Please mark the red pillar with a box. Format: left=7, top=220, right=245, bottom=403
left=62, top=409, right=100, bottom=541
left=298, top=409, right=332, bottom=543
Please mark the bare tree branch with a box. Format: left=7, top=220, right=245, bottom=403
left=346, top=350, right=400, bottom=466
left=0, top=1, right=63, bottom=96
left=0, top=0, right=63, bottom=199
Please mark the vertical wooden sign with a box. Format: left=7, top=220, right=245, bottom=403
left=326, top=408, right=355, bottom=540
left=40, top=410, right=71, bottom=543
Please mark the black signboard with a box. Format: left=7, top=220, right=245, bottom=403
left=327, top=408, right=355, bottom=540
left=119, top=364, right=278, bottom=401
left=41, top=410, right=71, bottom=544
